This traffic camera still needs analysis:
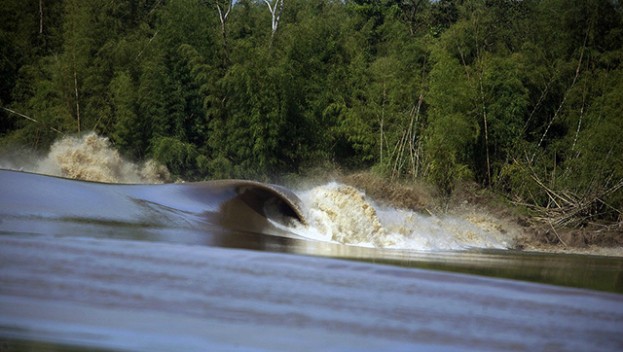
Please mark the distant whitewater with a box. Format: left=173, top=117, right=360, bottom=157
left=290, top=183, right=516, bottom=251
left=1, top=132, right=170, bottom=183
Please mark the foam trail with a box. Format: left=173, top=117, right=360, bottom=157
left=291, top=182, right=516, bottom=251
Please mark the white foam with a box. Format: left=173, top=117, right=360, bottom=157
left=291, top=183, right=515, bottom=251
left=1, top=132, right=170, bottom=184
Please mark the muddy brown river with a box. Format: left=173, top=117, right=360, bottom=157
left=1, top=169, right=622, bottom=351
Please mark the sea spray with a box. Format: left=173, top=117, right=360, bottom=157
left=1, top=132, right=170, bottom=183
left=292, top=182, right=517, bottom=251
left=2, top=133, right=517, bottom=250
left=293, top=182, right=388, bottom=247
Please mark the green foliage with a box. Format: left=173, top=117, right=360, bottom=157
left=479, top=54, right=529, bottom=180
left=1, top=0, right=623, bottom=223
left=561, top=69, right=623, bottom=216
left=151, top=136, right=198, bottom=176
left=110, top=70, right=142, bottom=157
left=423, top=47, right=477, bottom=194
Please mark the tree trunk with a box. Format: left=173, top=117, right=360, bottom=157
left=216, top=1, right=232, bottom=63
left=39, top=0, right=44, bottom=34
left=73, top=64, right=81, bottom=132
left=478, top=72, right=491, bottom=185
left=263, top=0, right=284, bottom=46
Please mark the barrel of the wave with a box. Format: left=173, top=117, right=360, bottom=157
left=185, top=179, right=308, bottom=233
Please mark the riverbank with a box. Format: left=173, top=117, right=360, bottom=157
left=333, top=171, right=623, bottom=257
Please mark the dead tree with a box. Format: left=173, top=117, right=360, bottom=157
left=215, top=0, right=232, bottom=61
left=263, top=0, right=284, bottom=45
left=215, top=0, right=232, bottom=43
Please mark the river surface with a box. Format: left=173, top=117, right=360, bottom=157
left=1, top=169, right=622, bottom=351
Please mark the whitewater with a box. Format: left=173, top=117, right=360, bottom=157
left=0, top=132, right=517, bottom=252
left=289, top=182, right=515, bottom=251
left=2, top=132, right=622, bottom=352
left=0, top=132, right=170, bottom=184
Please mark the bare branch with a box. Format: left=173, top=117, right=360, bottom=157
left=136, top=30, right=159, bottom=60
left=523, top=75, right=553, bottom=133
left=262, top=0, right=274, bottom=14
left=477, top=66, right=491, bottom=185
left=214, top=1, right=233, bottom=62
left=533, top=26, right=590, bottom=159
left=263, top=0, right=284, bottom=43
left=275, top=0, right=284, bottom=32
left=39, top=0, right=44, bottom=34
left=73, top=60, right=81, bottom=132
left=572, top=79, right=588, bottom=153
left=216, top=0, right=232, bottom=26
left=1, top=106, right=63, bottom=134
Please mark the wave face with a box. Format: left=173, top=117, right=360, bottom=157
left=291, top=182, right=515, bottom=251
left=0, top=132, right=517, bottom=251
left=3, top=136, right=623, bottom=352
left=0, top=169, right=515, bottom=251
left=0, top=170, right=306, bottom=242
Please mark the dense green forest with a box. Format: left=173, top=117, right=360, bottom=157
left=1, top=0, right=622, bottom=226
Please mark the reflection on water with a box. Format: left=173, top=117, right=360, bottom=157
left=2, top=168, right=620, bottom=294
left=2, top=146, right=623, bottom=351
left=258, top=236, right=623, bottom=294
left=349, top=249, right=623, bottom=294
left=2, top=214, right=622, bottom=294
left=2, top=233, right=622, bottom=352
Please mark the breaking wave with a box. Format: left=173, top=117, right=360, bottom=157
left=1, top=133, right=517, bottom=251
left=1, top=132, right=170, bottom=183
left=290, top=182, right=516, bottom=251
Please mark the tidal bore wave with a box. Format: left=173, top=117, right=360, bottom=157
left=0, top=132, right=517, bottom=251
left=2, top=133, right=623, bottom=352
left=0, top=169, right=515, bottom=251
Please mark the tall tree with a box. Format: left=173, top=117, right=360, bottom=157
left=263, top=0, right=284, bottom=45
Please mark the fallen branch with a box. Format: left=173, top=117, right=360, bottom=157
left=510, top=159, right=622, bottom=229
left=549, top=220, right=568, bottom=247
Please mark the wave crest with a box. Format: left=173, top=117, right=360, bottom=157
left=292, top=182, right=517, bottom=251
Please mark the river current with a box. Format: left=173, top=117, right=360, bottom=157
left=1, top=133, right=622, bottom=351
